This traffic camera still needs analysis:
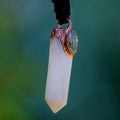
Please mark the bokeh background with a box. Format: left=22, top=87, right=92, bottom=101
left=0, top=0, right=120, bottom=120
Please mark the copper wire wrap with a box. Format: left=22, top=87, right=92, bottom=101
left=51, top=19, right=74, bottom=57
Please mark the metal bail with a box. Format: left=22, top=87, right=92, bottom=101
left=51, top=18, right=78, bottom=57
left=57, top=19, right=72, bottom=30
left=67, top=18, right=72, bottom=29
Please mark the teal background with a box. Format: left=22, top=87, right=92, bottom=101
left=0, top=0, right=120, bottom=120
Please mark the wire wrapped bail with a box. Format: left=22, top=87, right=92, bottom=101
left=67, top=18, right=72, bottom=29
left=57, top=18, right=72, bottom=30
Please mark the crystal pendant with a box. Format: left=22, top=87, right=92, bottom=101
left=45, top=19, right=78, bottom=113
left=45, top=36, right=73, bottom=113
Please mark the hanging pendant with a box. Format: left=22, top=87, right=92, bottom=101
left=45, top=19, right=78, bottom=113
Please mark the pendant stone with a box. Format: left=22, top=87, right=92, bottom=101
left=68, top=30, right=78, bottom=54
left=45, top=37, right=73, bottom=113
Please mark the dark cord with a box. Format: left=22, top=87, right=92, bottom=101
left=52, top=0, right=71, bottom=25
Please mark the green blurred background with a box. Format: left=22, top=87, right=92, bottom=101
left=0, top=0, right=120, bottom=120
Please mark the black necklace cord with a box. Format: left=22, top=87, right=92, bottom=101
left=52, top=0, right=71, bottom=25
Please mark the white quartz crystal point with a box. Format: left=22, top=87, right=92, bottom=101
left=45, top=36, right=73, bottom=113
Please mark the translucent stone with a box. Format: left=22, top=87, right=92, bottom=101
left=68, top=31, right=78, bottom=54
left=45, top=37, right=73, bottom=113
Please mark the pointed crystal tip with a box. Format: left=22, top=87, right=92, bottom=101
left=45, top=97, right=66, bottom=113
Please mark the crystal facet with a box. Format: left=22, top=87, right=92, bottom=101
left=68, top=30, right=78, bottom=54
